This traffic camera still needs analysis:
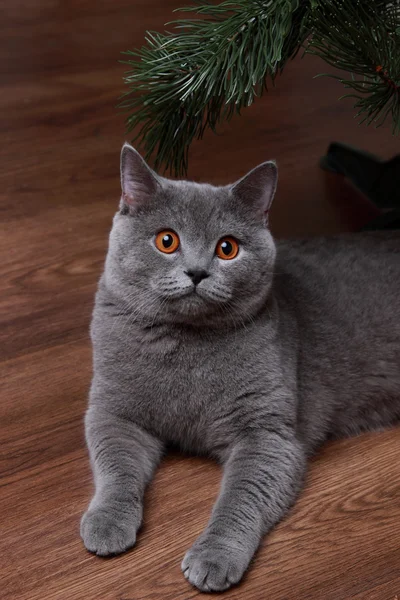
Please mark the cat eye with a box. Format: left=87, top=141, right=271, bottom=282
left=155, top=230, right=180, bottom=254
left=215, top=237, right=239, bottom=260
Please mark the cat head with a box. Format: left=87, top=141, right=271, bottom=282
left=104, top=143, right=278, bottom=327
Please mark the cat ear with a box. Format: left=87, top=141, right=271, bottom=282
left=120, top=143, right=160, bottom=210
left=231, top=161, right=278, bottom=223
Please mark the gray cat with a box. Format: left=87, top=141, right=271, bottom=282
left=81, top=143, right=400, bottom=592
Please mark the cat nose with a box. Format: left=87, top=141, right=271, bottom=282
left=185, top=269, right=210, bottom=286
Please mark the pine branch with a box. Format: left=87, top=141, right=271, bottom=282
left=120, top=0, right=400, bottom=175
left=120, top=0, right=310, bottom=175
left=306, top=0, right=400, bottom=133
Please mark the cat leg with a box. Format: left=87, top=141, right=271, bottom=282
left=182, top=431, right=306, bottom=592
left=80, top=406, right=163, bottom=556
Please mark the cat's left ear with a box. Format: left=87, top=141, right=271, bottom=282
left=231, top=161, right=278, bottom=224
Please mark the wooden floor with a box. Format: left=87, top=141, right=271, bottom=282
left=1, top=2, right=400, bottom=599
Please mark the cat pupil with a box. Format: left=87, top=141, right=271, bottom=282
left=163, top=235, right=173, bottom=248
left=222, top=240, right=232, bottom=255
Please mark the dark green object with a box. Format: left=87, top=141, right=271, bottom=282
left=320, top=142, right=400, bottom=230
left=121, top=0, right=400, bottom=175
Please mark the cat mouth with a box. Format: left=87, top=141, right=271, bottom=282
left=169, top=289, right=204, bottom=303
left=165, top=286, right=215, bottom=308
left=156, top=286, right=234, bottom=323
left=169, top=287, right=213, bottom=301
left=166, top=287, right=231, bottom=311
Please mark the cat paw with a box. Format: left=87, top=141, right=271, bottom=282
left=80, top=508, right=137, bottom=556
left=182, top=542, right=248, bottom=592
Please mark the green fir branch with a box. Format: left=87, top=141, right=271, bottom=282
left=306, top=0, right=400, bottom=133
left=120, top=0, right=400, bottom=175
left=120, top=0, right=310, bottom=175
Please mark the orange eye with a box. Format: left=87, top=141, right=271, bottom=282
left=155, top=230, right=180, bottom=254
left=216, top=237, right=239, bottom=260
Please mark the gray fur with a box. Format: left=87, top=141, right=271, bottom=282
left=81, top=143, right=400, bottom=592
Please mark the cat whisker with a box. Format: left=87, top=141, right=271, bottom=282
left=114, top=292, right=163, bottom=347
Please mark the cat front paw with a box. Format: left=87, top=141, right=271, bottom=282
left=80, top=507, right=138, bottom=556
left=182, top=539, right=249, bottom=592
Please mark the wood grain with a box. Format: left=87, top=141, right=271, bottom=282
left=1, top=2, right=399, bottom=599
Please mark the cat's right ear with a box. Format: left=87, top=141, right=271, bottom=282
left=120, top=143, right=160, bottom=212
